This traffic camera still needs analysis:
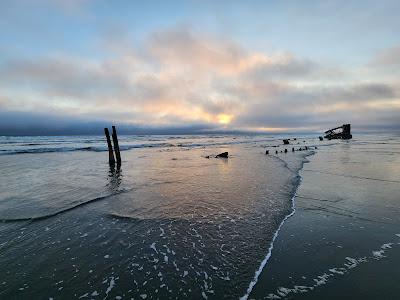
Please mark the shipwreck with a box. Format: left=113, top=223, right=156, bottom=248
left=324, top=124, right=352, bottom=140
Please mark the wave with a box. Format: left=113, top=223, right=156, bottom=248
left=0, top=143, right=176, bottom=155
left=0, top=189, right=131, bottom=223
left=0, top=138, right=284, bottom=156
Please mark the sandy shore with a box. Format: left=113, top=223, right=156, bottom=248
left=249, top=138, right=400, bottom=299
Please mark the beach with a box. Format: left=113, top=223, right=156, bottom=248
left=250, top=134, right=400, bottom=299
left=0, top=133, right=399, bottom=299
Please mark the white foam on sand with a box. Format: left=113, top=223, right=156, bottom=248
left=150, top=242, right=158, bottom=254
left=240, top=176, right=303, bottom=300
left=265, top=238, right=398, bottom=299
left=381, top=243, right=393, bottom=249
left=329, top=268, right=345, bottom=275
left=105, top=276, right=116, bottom=297
left=372, top=250, right=385, bottom=259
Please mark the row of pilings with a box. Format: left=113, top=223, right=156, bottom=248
left=266, top=145, right=317, bottom=155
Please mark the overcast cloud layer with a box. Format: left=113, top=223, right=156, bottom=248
left=0, top=0, right=399, bottom=135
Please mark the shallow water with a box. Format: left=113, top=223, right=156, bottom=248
left=0, top=134, right=314, bottom=299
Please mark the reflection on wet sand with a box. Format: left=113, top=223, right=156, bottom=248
left=107, top=163, right=122, bottom=192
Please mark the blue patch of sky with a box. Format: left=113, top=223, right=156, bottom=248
left=0, top=0, right=399, bottom=65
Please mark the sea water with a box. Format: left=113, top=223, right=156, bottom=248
left=0, top=134, right=311, bottom=299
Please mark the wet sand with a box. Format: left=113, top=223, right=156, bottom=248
left=249, top=136, right=400, bottom=299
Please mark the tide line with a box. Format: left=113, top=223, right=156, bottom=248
left=240, top=176, right=303, bottom=300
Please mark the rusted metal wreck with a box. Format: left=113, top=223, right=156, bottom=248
left=324, top=124, right=352, bottom=140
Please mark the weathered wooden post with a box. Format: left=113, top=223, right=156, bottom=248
left=104, top=128, right=115, bottom=165
left=112, top=126, right=122, bottom=165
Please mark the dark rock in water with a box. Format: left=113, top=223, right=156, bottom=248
left=284, top=149, right=288, bottom=153
left=275, top=150, right=278, bottom=154
left=292, top=147, right=295, bottom=152
left=293, top=138, right=297, bottom=140
left=266, top=150, right=269, bottom=155
left=305, top=146, right=308, bottom=150
left=205, top=155, right=210, bottom=159
left=215, top=152, right=228, bottom=158
left=319, top=136, right=324, bottom=141
left=315, top=146, right=318, bottom=149
left=283, top=139, right=289, bottom=145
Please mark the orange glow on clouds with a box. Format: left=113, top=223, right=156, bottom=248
left=217, top=114, right=233, bottom=124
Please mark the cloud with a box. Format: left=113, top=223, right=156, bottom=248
left=371, top=45, right=400, bottom=68
left=0, top=56, right=133, bottom=98
left=232, top=82, right=399, bottom=129
left=0, top=27, right=399, bottom=134
left=147, top=28, right=245, bottom=75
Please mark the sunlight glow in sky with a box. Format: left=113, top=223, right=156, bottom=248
left=0, top=0, right=399, bottom=135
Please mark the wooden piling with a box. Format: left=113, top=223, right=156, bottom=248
left=112, top=126, right=122, bottom=165
left=104, top=128, right=115, bottom=165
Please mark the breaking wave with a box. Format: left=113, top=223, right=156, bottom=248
left=0, top=137, right=285, bottom=155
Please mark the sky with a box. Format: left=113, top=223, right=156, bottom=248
left=0, top=0, right=399, bottom=135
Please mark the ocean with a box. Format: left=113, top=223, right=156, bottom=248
left=0, top=133, right=399, bottom=299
